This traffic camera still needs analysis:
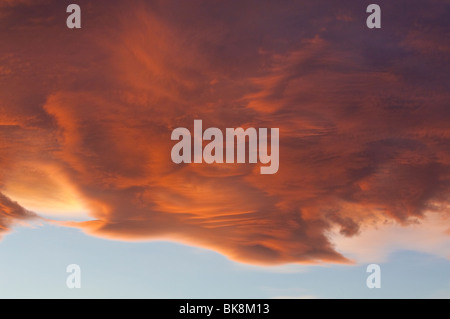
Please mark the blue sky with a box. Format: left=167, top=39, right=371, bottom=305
left=0, top=223, right=448, bottom=299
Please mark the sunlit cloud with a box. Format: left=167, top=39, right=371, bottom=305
left=331, top=212, right=450, bottom=263
left=0, top=0, right=448, bottom=265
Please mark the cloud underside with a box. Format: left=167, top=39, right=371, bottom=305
left=0, top=192, right=37, bottom=237
left=0, top=0, right=449, bottom=264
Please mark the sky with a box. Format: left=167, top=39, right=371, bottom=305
left=0, top=0, right=449, bottom=298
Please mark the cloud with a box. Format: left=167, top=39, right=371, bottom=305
left=0, top=0, right=45, bottom=7
left=0, top=192, right=38, bottom=237
left=0, top=0, right=448, bottom=265
left=331, top=212, right=450, bottom=263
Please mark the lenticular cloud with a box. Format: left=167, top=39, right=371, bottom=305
left=0, top=0, right=449, bottom=265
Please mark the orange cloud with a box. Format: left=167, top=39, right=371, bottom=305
left=0, top=0, right=448, bottom=265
